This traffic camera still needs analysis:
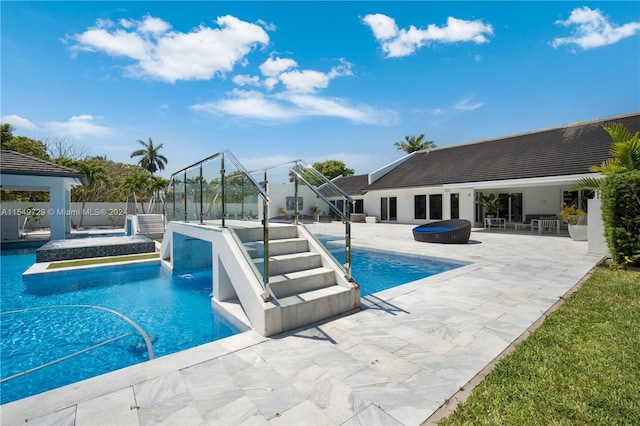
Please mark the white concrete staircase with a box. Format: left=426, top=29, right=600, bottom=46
left=233, top=225, right=360, bottom=332
left=136, top=214, right=165, bottom=239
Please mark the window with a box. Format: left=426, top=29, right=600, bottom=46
left=389, top=197, right=397, bottom=220
left=429, top=194, right=442, bottom=220
left=381, top=197, right=388, bottom=221
left=499, top=193, right=523, bottom=222
left=563, top=190, right=594, bottom=211
left=381, top=197, right=397, bottom=221
left=414, top=195, right=426, bottom=219
left=354, top=199, right=364, bottom=214
left=450, top=193, right=459, bottom=219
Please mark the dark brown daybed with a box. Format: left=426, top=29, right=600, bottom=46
left=412, top=219, right=471, bottom=244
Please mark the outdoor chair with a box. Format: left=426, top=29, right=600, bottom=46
left=533, top=216, right=560, bottom=234
left=484, top=217, right=506, bottom=231
left=412, top=219, right=471, bottom=244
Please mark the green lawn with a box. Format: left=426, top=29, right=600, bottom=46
left=440, top=266, right=640, bottom=425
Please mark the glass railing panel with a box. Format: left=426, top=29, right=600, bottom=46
left=168, top=174, right=185, bottom=222
left=224, top=162, right=260, bottom=223
left=201, top=157, right=222, bottom=222
left=185, top=166, right=201, bottom=223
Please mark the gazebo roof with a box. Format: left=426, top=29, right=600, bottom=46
left=0, top=150, right=88, bottom=185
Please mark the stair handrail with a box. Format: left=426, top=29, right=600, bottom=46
left=164, top=151, right=273, bottom=300
left=288, top=161, right=354, bottom=281
left=248, top=159, right=355, bottom=281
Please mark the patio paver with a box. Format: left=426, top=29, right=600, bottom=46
left=0, top=224, right=602, bottom=425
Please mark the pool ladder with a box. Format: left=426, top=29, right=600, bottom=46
left=0, top=305, right=154, bottom=384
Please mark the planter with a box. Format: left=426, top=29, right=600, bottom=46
left=568, top=224, right=588, bottom=241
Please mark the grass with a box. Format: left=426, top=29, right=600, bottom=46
left=47, top=252, right=159, bottom=269
left=440, top=266, right=640, bottom=425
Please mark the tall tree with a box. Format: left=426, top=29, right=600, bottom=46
left=312, top=160, right=355, bottom=179
left=130, top=137, right=168, bottom=174
left=394, top=134, right=436, bottom=153
left=123, top=169, right=154, bottom=213
left=1, top=123, right=51, bottom=160
left=56, top=157, right=106, bottom=227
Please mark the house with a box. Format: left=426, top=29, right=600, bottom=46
left=333, top=112, right=640, bottom=228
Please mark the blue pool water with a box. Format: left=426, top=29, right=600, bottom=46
left=321, top=239, right=464, bottom=296
left=0, top=248, right=240, bottom=405
left=1, top=241, right=463, bottom=404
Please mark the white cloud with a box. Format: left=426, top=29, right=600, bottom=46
left=70, top=15, right=270, bottom=82
left=552, top=6, right=640, bottom=50
left=233, top=74, right=262, bottom=87
left=191, top=88, right=397, bottom=125
left=1, top=114, right=38, bottom=129
left=44, top=115, right=114, bottom=139
left=191, top=89, right=298, bottom=121
left=192, top=56, right=391, bottom=125
left=362, top=13, right=494, bottom=58
left=361, top=13, right=399, bottom=40
left=259, top=56, right=298, bottom=77
left=279, top=69, right=332, bottom=93
left=454, top=96, right=484, bottom=111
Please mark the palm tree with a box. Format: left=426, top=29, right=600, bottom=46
left=394, top=134, right=436, bottom=153
left=130, top=137, right=168, bottom=174
left=57, top=157, right=105, bottom=227
left=575, top=122, right=640, bottom=191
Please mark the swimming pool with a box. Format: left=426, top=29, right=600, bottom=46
left=1, top=242, right=462, bottom=404
left=0, top=248, right=241, bottom=405
left=318, top=236, right=464, bottom=296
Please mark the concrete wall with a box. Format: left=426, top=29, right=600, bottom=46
left=0, top=202, right=128, bottom=229
left=267, top=183, right=322, bottom=216
left=588, top=198, right=608, bottom=256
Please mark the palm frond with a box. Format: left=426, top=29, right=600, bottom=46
left=603, top=122, right=634, bottom=144
left=573, top=176, right=604, bottom=191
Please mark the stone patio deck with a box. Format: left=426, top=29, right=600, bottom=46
left=1, top=223, right=602, bottom=425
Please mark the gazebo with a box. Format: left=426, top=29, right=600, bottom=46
left=0, top=150, right=87, bottom=240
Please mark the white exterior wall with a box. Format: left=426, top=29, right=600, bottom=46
left=267, top=183, right=322, bottom=216
left=360, top=183, right=584, bottom=226
left=587, top=198, right=608, bottom=256
left=361, top=187, right=476, bottom=224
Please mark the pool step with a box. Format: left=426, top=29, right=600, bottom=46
left=136, top=214, right=165, bottom=238
left=269, top=267, right=336, bottom=298
left=243, top=238, right=309, bottom=258
left=232, top=224, right=359, bottom=333
left=253, top=251, right=323, bottom=276
left=278, top=285, right=357, bottom=331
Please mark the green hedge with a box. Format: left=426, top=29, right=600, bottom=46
left=601, top=170, right=640, bottom=265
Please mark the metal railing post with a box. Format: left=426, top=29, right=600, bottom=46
left=345, top=220, right=352, bottom=281
left=294, top=167, right=299, bottom=225
left=183, top=171, right=187, bottom=222
left=199, top=164, right=204, bottom=224
left=262, top=196, right=270, bottom=300
left=221, top=155, right=226, bottom=228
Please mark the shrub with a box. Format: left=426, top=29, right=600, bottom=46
left=559, top=202, right=586, bottom=225
left=601, top=170, right=640, bottom=266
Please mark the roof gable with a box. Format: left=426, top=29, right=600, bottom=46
left=0, top=150, right=88, bottom=184
left=367, top=112, right=640, bottom=190
left=332, top=174, right=369, bottom=196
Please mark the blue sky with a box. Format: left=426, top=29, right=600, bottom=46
left=2, top=1, right=639, bottom=177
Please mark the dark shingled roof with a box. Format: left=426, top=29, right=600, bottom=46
left=0, top=150, right=88, bottom=184
left=367, top=112, right=640, bottom=190
left=332, top=174, right=369, bottom=196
